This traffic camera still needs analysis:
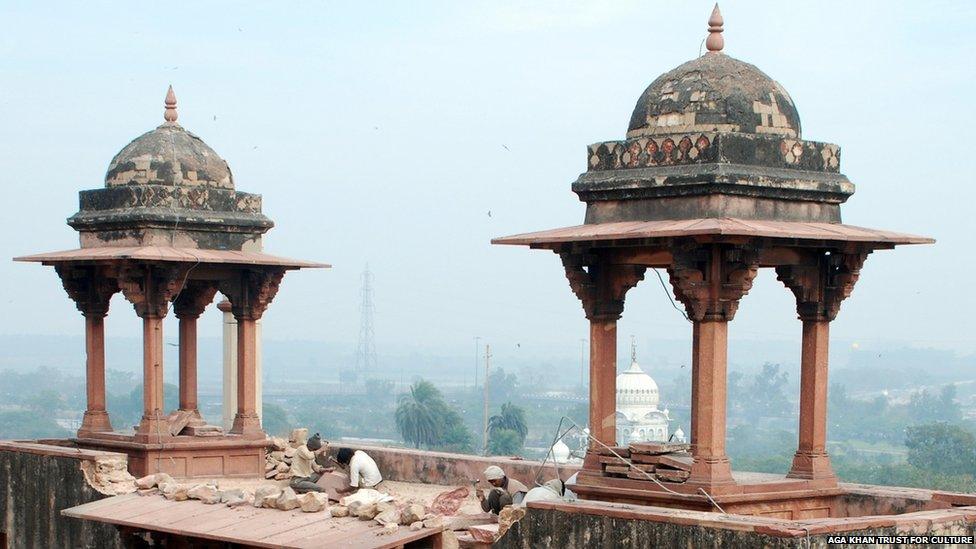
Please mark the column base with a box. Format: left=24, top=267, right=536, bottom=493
left=786, top=451, right=836, bottom=480
left=134, top=412, right=173, bottom=443
left=77, top=410, right=113, bottom=436
left=230, top=413, right=265, bottom=439
left=687, top=456, right=735, bottom=486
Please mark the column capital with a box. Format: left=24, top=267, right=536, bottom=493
left=668, top=243, right=759, bottom=322
left=219, top=268, right=286, bottom=321
left=776, top=250, right=869, bottom=321
left=560, top=253, right=645, bottom=321
left=173, top=281, right=219, bottom=319
left=55, top=264, right=118, bottom=318
left=118, top=264, right=188, bottom=318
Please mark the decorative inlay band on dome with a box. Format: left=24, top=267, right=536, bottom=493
left=586, top=133, right=842, bottom=174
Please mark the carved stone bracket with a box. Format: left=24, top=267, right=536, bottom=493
left=668, top=243, right=759, bottom=322
left=219, top=268, right=286, bottom=321
left=173, top=281, right=219, bottom=319
left=560, top=253, right=645, bottom=321
left=55, top=264, right=119, bottom=318
left=118, top=264, right=188, bottom=318
left=776, top=251, right=869, bottom=321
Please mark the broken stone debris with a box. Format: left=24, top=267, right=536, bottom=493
left=601, top=442, right=693, bottom=484
left=135, top=472, right=174, bottom=490
left=253, top=485, right=281, bottom=508
left=299, top=492, right=330, bottom=513
left=186, top=483, right=220, bottom=504
left=400, top=502, right=426, bottom=524
left=82, top=456, right=138, bottom=496
left=430, top=486, right=469, bottom=516
left=275, top=487, right=301, bottom=511
left=468, top=523, right=501, bottom=544
left=497, top=505, right=526, bottom=538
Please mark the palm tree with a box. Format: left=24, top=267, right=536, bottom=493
left=487, top=402, right=528, bottom=445
left=395, top=380, right=442, bottom=448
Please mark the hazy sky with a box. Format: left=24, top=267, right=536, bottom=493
left=2, top=1, right=973, bottom=363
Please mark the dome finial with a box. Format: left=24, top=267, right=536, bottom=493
left=163, top=85, right=178, bottom=124
left=630, top=335, right=637, bottom=363
left=705, top=3, right=724, bottom=53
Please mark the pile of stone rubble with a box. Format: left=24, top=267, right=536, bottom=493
left=600, top=442, right=692, bottom=483
left=262, top=428, right=311, bottom=481
left=134, top=472, right=450, bottom=534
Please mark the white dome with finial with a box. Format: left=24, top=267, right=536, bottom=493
left=552, top=440, right=571, bottom=463
left=616, top=337, right=670, bottom=443
left=673, top=426, right=686, bottom=443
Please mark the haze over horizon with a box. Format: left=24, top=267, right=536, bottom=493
left=2, top=1, right=973, bottom=366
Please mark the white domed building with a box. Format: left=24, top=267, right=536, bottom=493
left=616, top=344, right=670, bottom=443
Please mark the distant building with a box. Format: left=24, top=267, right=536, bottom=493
left=615, top=346, right=670, bottom=443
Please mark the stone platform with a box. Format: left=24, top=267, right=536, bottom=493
left=574, top=469, right=844, bottom=517
left=75, top=432, right=268, bottom=478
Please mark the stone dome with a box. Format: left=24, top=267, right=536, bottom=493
left=616, top=360, right=660, bottom=409
left=626, top=53, right=800, bottom=140
left=104, top=87, right=234, bottom=189
left=551, top=440, right=571, bottom=463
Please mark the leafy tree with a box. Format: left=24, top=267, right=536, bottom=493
left=748, top=363, right=791, bottom=419
left=488, top=402, right=528, bottom=444
left=905, top=422, right=976, bottom=475
left=0, top=410, right=70, bottom=439
left=438, top=419, right=475, bottom=453
left=727, top=370, right=746, bottom=415
left=395, top=380, right=443, bottom=448
left=366, top=378, right=395, bottom=401
left=485, top=368, right=519, bottom=404
left=26, top=389, right=66, bottom=417
left=262, top=403, right=291, bottom=437
left=487, top=428, right=522, bottom=456
left=909, top=385, right=961, bottom=424
left=107, top=382, right=179, bottom=431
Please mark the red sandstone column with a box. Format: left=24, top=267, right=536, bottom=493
left=787, top=319, right=835, bottom=479
left=178, top=316, right=198, bottom=413
left=79, top=314, right=112, bottom=435
left=589, top=318, right=617, bottom=447
left=172, top=282, right=216, bottom=423
left=688, top=320, right=733, bottom=485
left=230, top=317, right=263, bottom=438
left=670, top=244, right=758, bottom=489
left=777, top=253, right=867, bottom=482
left=220, top=269, right=283, bottom=440
left=136, top=314, right=168, bottom=441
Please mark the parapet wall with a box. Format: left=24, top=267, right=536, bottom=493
left=326, top=444, right=579, bottom=487
left=498, top=499, right=976, bottom=549
left=0, top=440, right=126, bottom=549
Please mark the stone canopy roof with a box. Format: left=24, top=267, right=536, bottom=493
left=494, top=5, right=933, bottom=249
left=627, top=53, right=801, bottom=139
left=67, top=87, right=274, bottom=251
left=105, top=123, right=234, bottom=189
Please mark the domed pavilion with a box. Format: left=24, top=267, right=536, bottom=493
left=494, top=5, right=932, bottom=510
left=15, top=87, right=327, bottom=478
left=616, top=341, right=669, bottom=443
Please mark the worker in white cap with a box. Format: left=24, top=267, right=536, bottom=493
left=479, top=465, right=528, bottom=514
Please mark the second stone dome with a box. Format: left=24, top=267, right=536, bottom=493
left=626, top=52, right=801, bottom=139
left=104, top=86, right=233, bottom=189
